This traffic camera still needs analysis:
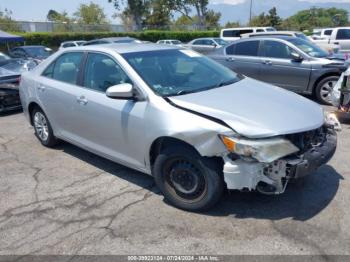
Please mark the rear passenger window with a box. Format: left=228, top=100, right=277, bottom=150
left=43, top=52, right=83, bottom=84
left=235, top=41, right=259, bottom=56
left=223, top=30, right=239, bottom=37
left=193, top=40, right=204, bottom=45
left=324, top=30, right=333, bottom=36
left=83, top=53, right=131, bottom=92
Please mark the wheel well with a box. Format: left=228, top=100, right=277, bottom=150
left=313, top=73, right=341, bottom=95
left=149, top=137, right=200, bottom=168
left=28, top=102, right=41, bottom=126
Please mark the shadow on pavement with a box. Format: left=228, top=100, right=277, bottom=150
left=206, top=165, right=343, bottom=221
left=56, top=142, right=343, bottom=221
left=55, top=142, right=160, bottom=195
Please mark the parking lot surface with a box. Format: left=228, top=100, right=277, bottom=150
left=0, top=110, right=350, bottom=255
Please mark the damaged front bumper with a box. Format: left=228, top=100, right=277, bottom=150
left=223, top=126, right=337, bottom=194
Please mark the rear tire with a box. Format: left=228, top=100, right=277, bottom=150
left=315, top=76, right=339, bottom=105
left=31, top=107, right=57, bottom=147
left=153, top=145, right=224, bottom=211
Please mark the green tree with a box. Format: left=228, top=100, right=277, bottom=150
left=282, top=7, right=348, bottom=31
left=145, top=0, right=172, bottom=29
left=108, top=0, right=148, bottom=30
left=47, top=10, right=71, bottom=23
left=204, top=10, right=221, bottom=29
left=224, top=21, right=240, bottom=28
left=74, top=2, right=108, bottom=24
left=0, top=8, right=21, bottom=32
left=249, top=7, right=281, bottom=28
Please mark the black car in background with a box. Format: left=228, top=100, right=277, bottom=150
left=0, top=59, right=37, bottom=113
left=8, top=45, right=52, bottom=63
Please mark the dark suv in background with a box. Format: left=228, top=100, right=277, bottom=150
left=210, top=36, right=349, bottom=104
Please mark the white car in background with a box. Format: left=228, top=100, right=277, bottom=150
left=220, top=27, right=276, bottom=42
left=156, top=39, right=183, bottom=46
left=312, top=28, right=333, bottom=40
left=313, top=27, right=350, bottom=53
left=59, top=41, right=87, bottom=49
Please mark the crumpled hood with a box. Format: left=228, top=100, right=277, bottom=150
left=170, top=78, right=324, bottom=138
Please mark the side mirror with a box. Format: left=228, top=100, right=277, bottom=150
left=291, top=52, right=303, bottom=62
left=212, top=43, right=218, bottom=47
left=106, top=83, right=135, bottom=100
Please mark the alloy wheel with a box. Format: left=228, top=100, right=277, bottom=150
left=320, top=80, right=337, bottom=104
left=34, top=112, right=49, bottom=142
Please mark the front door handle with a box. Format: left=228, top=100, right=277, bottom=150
left=263, top=60, right=272, bottom=65
left=77, top=96, right=88, bottom=105
left=37, top=85, right=46, bottom=92
left=226, top=57, right=235, bottom=62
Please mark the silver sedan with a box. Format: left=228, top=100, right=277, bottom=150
left=19, top=44, right=338, bottom=211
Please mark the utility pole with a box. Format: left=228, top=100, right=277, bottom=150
left=249, top=0, right=253, bottom=25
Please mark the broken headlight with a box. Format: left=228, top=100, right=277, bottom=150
left=220, top=135, right=299, bottom=163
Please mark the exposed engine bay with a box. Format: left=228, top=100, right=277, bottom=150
left=222, top=125, right=337, bottom=194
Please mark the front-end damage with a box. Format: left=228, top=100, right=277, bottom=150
left=221, top=125, right=337, bottom=194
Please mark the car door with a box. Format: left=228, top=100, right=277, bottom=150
left=71, top=52, right=148, bottom=169
left=258, top=40, right=311, bottom=92
left=333, top=29, right=350, bottom=52
left=38, top=52, right=85, bottom=138
left=221, top=40, right=263, bottom=80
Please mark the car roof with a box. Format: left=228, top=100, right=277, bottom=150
left=235, top=36, right=296, bottom=42
left=16, top=45, right=45, bottom=49
left=100, top=37, right=136, bottom=41
left=70, top=43, right=179, bottom=54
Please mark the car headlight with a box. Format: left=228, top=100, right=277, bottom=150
left=219, top=135, right=299, bottom=163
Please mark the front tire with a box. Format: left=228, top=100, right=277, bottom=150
left=153, top=145, right=224, bottom=211
left=315, top=76, right=339, bottom=105
left=32, top=108, right=57, bottom=147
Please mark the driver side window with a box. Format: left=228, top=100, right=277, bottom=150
left=83, top=53, right=131, bottom=93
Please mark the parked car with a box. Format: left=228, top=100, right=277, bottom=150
left=242, top=31, right=340, bottom=55
left=59, top=41, right=87, bottom=49
left=156, top=39, right=183, bottom=46
left=312, top=28, right=334, bottom=40
left=83, top=37, right=142, bottom=46
left=313, top=27, right=350, bottom=53
left=9, top=45, right=53, bottom=63
left=210, top=36, right=349, bottom=104
left=20, top=43, right=338, bottom=211
left=220, top=27, right=276, bottom=42
left=186, top=38, right=228, bottom=54
left=242, top=31, right=311, bottom=41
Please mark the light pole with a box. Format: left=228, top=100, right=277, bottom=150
left=249, top=0, right=253, bottom=25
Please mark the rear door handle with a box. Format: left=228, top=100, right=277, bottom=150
left=226, top=57, right=235, bottom=62
left=77, top=96, right=88, bottom=105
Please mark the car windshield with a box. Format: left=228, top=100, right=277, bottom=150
left=287, top=38, right=328, bottom=58
left=25, top=47, right=51, bottom=58
left=214, top=38, right=228, bottom=46
left=122, top=49, right=240, bottom=97
left=171, top=40, right=182, bottom=45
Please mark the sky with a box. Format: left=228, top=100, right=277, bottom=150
left=1, top=0, right=350, bottom=22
